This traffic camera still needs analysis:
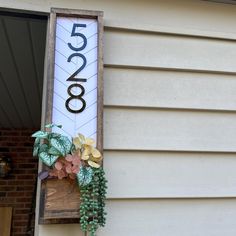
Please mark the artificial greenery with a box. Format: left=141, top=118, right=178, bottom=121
left=80, top=168, right=107, bottom=236
left=31, top=124, right=107, bottom=235
left=32, top=124, right=71, bottom=166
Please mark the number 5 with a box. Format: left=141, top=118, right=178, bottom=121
left=68, top=23, right=87, bottom=51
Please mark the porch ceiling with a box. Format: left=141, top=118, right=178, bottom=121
left=0, top=12, right=47, bottom=128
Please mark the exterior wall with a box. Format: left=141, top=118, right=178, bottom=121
left=0, top=128, right=37, bottom=236
left=1, top=0, right=236, bottom=235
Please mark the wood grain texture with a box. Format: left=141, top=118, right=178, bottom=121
left=0, top=207, right=12, bottom=236
left=39, top=8, right=103, bottom=224
left=43, top=179, right=80, bottom=219
left=97, top=14, right=104, bottom=154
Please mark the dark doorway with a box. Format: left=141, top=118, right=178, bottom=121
left=0, top=10, right=47, bottom=236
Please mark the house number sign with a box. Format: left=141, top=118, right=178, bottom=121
left=39, top=8, right=103, bottom=223
left=48, top=9, right=103, bottom=142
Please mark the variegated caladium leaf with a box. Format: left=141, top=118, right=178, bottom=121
left=39, top=151, right=59, bottom=167
left=45, top=123, right=62, bottom=129
left=34, top=137, right=40, bottom=145
left=77, top=166, right=93, bottom=187
left=33, top=146, right=39, bottom=157
left=48, top=146, right=62, bottom=156
left=33, top=137, right=40, bottom=157
left=59, top=136, right=72, bottom=154
left=39, top=143, right=49, bottom=153
left=50, top=138, right=66, bottom=156
left=31, top=130, right=48, bottom=139
left=48, top=133, right=61, bottom=139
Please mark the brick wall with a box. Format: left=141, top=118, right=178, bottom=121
left=0, top=128, right=38, bottom=236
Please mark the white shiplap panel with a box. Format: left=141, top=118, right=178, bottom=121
left=104, top=108, right=236, bottom=152
left=52, top=17, right=98, bottom=140
left=99, top=199, right=236, bottom=236
left=104, top=30, right=236, bottom=73
left=104, top=151, right=236, bottom=198
left=104, top=67, right=236, bottom=111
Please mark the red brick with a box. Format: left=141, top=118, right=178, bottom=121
left=12, top=227, right=23, bottom=233
left=0, top=128, right=37, bottom=236
left=15, top=209, right=29, bottom=214
left=17, top=175, right=35, bottom=180
left=17, top=163, right=35, bottom=169
left=7, top=192, right=24, bottom=197
left=14, top=220, right=28, bottom=226
left=16, top=197, right=32, bottom=203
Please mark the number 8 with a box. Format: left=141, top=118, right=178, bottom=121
left=65, top=84, right=86, bottom=113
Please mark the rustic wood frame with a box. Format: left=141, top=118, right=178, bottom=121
left=39, top=8, right=103, bottom=224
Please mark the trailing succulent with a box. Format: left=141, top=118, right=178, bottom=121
left=32, top=124, right=107, bottom=236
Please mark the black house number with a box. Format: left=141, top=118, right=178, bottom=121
left=65, top=23, right=87, bottom=113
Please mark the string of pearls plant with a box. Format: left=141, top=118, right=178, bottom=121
left=32, top=124, right=107, bottom=236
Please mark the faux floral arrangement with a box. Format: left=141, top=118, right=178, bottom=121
left=32, top=124, right=107, bottom=236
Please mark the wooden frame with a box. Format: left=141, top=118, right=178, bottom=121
left=39, top=8, right=103, bottom=224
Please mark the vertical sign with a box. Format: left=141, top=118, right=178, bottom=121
left=53, top=16, right=98, bottom=140
left=39, top=8, right=103, bottom=223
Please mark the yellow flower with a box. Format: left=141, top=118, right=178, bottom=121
left=81, top=146, right=91, bottom=160
left=85, top=138, right=95, bottom=146
left=73, top=133, right=103, bottom=168
left=73, top=137, right=82, bottom=149
left=88, top=160, right=100, bottom=168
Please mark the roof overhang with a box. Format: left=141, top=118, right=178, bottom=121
left=204, top=0, right=236, bottom=5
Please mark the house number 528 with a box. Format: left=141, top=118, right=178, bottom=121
left=65, top=23, right=87, bottom=113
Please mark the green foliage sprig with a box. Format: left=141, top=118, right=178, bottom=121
left=80, top=167, right=107, bottom=236
left=32, top=124, right=72, bottom=167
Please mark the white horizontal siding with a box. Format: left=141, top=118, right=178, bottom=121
left=11, top=0, right=235, bottom=236
left=104, top=67, right=236, bottom=111
left=2, top=0, right=236, bottom=40
left=104, top=151, right=236, bottom=198
left=100, top=199, right=236, bottom=236
left=104, top=108, right=236, bottom=152
left=39, top=199, right=236, bottom=236
left=104, top=30, right=236, bottom=73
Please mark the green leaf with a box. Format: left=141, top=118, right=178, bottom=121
left=34, top=137, right=40, bottom=146
left=48, top=133, right=61, bottom=139
left=39, top=143, right=49, bottom=153
left=39, top=152, right=59, bottom=166
left=32, top=130, right=48, bottom=138
left=48, top=146, right=62, bottom=156
left=70, top=143, right=76, bottom=153
left=59, top=136, right=72, bottom=154
left=50, top=138, right=66, bottom=156
left=45, top=124, right=62, bottom=129
left=33, top=137, right=40, bottom=157
left=77, top=166, right=93, bottom=187
left=33, top=146, right=39, bottom=157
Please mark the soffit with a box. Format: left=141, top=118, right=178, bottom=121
left=204, top=0, right=236, bottom=4
left=0, top=13, right=47, bottom=128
